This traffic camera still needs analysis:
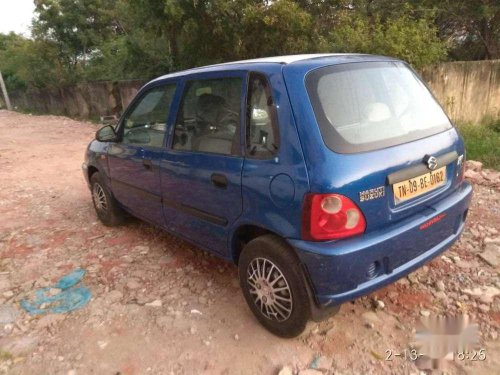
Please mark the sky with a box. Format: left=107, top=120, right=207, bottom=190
left=0, top=0, right=35, bottom=36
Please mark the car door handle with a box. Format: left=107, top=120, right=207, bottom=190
left=211, top=173, right=228, bottom=189
left=143, top=159, right=152, bottom=171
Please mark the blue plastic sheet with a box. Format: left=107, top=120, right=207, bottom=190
left=21, top=268, right=91, bottom=315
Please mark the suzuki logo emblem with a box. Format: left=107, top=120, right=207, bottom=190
left=425, top=156, right=438, bottom=170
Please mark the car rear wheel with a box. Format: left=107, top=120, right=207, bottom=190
left=90, top=172, right=125, bottom=226
left=238, top=234, right=310, bottom=338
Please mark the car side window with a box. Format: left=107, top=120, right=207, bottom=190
left=172, top=77, right=242, bottom=156
left=246, top=73, right=280, bottom=158
left=122, top=84, right=176, bottom=148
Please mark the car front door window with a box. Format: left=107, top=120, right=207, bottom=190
left=122, top=85, right=177, bottom=148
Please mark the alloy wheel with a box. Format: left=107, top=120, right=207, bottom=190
left=92, top=183, right=108, bottom=212
left=247, top=257, right=293, bottom=322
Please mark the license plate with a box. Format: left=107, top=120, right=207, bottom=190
left=393, top=166, right=447, bottom=204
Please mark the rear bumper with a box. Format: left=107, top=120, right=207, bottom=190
left=288, top=182, right=473, bottom=307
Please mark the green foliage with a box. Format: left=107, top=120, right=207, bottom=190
left=240, top=1, right=315, bottom=58
left=0, top=33, right=63, bottom=90
left=457, top=120, right=500, bottom=170
left=425, top=0, right=500, bottom=60
left=1, top=0, right=496, bottom=90
left=325, top=7, right=447, bottom=68
left=33, top=0, right=117, bottom=71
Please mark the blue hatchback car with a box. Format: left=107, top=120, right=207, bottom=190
left=83, top=54, right=472, bottom=337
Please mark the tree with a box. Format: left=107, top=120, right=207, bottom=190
left=1, top=0, right=465, bottom=89
left=326, top=11, right=447, bottom=67
left=426, top=0, right=500, bottom=60
left=0, top=32, right=63, bottom=90
left=32, top=0, right=117, bottom=79
left=240, top=0, right=315, bottom=58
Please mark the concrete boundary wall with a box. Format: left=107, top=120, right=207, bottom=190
left=3, top=79, right=146, bottom=120
left=2, top=60, right=499, bottom=124
left=421, top=60, right=500, bottom=124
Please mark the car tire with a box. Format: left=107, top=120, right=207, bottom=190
left=90, top=172, right=125, bottom=227
left=238, top=234, right=310, bottom=338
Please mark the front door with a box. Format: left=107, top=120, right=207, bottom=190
left=160, top=72, right=246, bottom=254
left=108, top=83, right=177, bottom=226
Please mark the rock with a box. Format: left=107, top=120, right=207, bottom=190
left=0, top=306, right=19, bottom=325
left=97, top=340, right=108, bottom=349
left=145, top=299, right=162, bottom=307
left=47, top=288, right=61, bottom=296
left=365, top=322, right=375, bottom=329
left=278, top=366, right=293, bottom=375
left=133, top=245, right=149, bottom=254
left=36, top=314, right=65, bottom=330
left=299, top=370, right=323, bottom=375
left=436, top=280, right=445, bottom=291
left=478, top=244, right=500, bottom=268
left=488, top=227, right=498, bottom=236
left=478, top=304, right=490, bottom=313
left=135, top=295, right=150, bottom=306
left=408, top=274, right=419, bottom=285
left=190, top=326, right=197, bottom=335
left=376, top=300, right=385, bottom=309
left=234, top=334, right=239, bottom=341
left=107, top=290, right=123, bottom=304
left=362, top=311, right=381, bottom=325
left=484, top=237, right=500, bottom=244
left=463, top=286, right=500, bottom=301
left=2, top=290, right=14, bottom=298
left=420, top=310, right=431, bottom=317
left=3, top=323, right=13, bottom=334
left=434, top=291, right=447, bottom=300
left=466, top=160, right=483, bottom=172
left=469, top=227, right=480, bottom=238
left=465, top=169, right=482, bottom=182
left=126, top=279, right=141, bottom=290
left=479, top=294, right=493, bottom=304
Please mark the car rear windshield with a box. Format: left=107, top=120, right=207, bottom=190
left=306, top=61, right=452, bottom=153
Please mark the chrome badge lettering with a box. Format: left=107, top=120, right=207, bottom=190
left=359, top=186, right=385, bottom=202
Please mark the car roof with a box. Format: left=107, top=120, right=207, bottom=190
left=150, top=53, right=398, bottom=83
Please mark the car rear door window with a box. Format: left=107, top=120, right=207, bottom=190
left=122, top=84, right=177, bottom=148
left=246, top=72, right=280, bottom=159
left=172, top=77, right=242, bottom=156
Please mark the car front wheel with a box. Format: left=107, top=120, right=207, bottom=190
left=90, top=172, right=125, bottom=226
left=238, top=234, right=310, bottom=338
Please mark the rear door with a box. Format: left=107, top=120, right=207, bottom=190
left=159, top=72, right=246, bottom=254
left=108, top=83, right=177, bottom=226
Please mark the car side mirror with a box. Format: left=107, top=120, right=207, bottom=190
left=96, top=125, right=118, bottom=142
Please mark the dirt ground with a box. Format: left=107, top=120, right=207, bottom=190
left=0, top=110, right=499, bottom=375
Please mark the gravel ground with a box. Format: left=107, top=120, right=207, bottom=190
left=0, top=110, right=499, bottom=375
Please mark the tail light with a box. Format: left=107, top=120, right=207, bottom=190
left=302, top=193, right=366, bottom=241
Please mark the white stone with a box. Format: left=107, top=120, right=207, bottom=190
left=145, top=299, right=162, bottom=307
